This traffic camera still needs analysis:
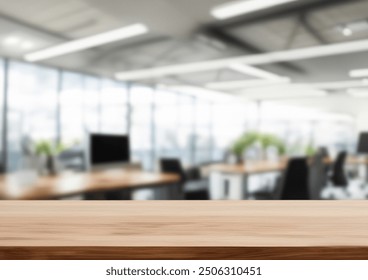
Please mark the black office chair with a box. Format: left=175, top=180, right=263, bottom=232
left=249, top=188, right=274, bottom=200
left=160, top=158, right=209, bottom=200
left=330, top=151, right=348, bottom=187
left=275, top=157, right=309, bottom=200
left=308, top=152, right=328, bottom=200
left=251, top=158, right=309, bottom=200
left=249, top=177, right=277, bottom=200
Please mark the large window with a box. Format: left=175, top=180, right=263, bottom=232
left=60, top=72, right=85, bottom=145
left=154, top=89, right=180, bottom=162
left=260, top=103, right=356, bottom=156
left=313, top=120, right=356, bottom=156
left=7, top=61, right=58, bottom=171
left=212, top=103, right=248, bottom=161
left=100, top=79, right=128, bottom=134
left=0, top=58, right=358, bottom=173
left=60, top=74, right=128, bottom=144
left=130, top=85, right=154, bottom=170
left=0, top=59, right=4, bottom=171
left=178, top=94, right=195, bottom=166
left=194, top=99, right=213, bottom=164
left=83, top=76, right=101, bottom=133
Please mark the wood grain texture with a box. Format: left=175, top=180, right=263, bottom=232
left=0, top=171, right=180, bottom=200
left=1, top=201, right=368, bottom=259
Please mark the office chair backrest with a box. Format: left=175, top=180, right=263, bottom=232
left=331, top=151, right=348, bottom=187
left=309, top=153, right=327, bottom=200
left=159, top=158, right=186, bottom=182
left=274, top=157, right=309, bottom=200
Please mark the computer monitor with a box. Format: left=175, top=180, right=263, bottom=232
left=357, top=132, right=368, bottom=154
left=88, top=133, right=130, bottom=171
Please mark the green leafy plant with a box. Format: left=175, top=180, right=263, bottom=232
left=231, top=132, right=286, bottom=157
left=231, top=132, right=259, bottom=156
left=35, top=140, right=67, bottom=156
left=276, top=141, right=287, bottom=156
left=305, top=144, right=317, bottom=157
left=259, top=134, right=287, bottom=156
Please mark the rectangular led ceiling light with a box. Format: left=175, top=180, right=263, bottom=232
left=238, top=88, right=327, bottom=100
left=211, top=0, right=299, bottom=20
left=25, top=23, right=148, bottom=62
left=206, top=78, right=290, bottom=90
left=347, top=89, right=368, bottom=98
left=159, top=85, right=234, bottom=102
left=350, top=68, right=368, bottom=78
left=115, top=38, right=368, bottom=81
left=229, top=63, right=287, bottom=81
left=306, top=80, right=368, bottom=90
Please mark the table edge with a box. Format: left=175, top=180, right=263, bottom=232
left=1, top=246, right=368, bottom=260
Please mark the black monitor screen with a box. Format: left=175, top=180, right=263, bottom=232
left=357, top=132, right=368, bottom=154
left=90, top=134, right=130, bottom=165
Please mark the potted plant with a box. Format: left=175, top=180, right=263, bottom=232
left=35, top=140, right=66, bottom=176
left=231, top=132, right=287, bottom=163
left=231, top=132, right=259, bottom=163
left=259, top=134, right=287, bottom=160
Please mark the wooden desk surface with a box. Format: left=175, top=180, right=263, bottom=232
left=206, top=161, right=286, bottom=175
left=0, top=171, right=180, bottom=200
left=206, top=156, right=368, bottom=175
left=1, top=201, right=368, bottom=260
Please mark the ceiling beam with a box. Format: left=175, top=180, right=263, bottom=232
left=203, top=27, right=305, bottom=73
left=209, top=0, right=363, bottom=30
left=0, top=11, right=69, bottom=41
left=299, top=13, right=328, bottom=44
left=115, top=38, right=368, bottom=81
left=88, top=36, right=170, bottom=65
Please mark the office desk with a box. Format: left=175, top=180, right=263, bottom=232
left=206, top=157, right=368, bottom=200
left=206, top=161, right=286, bottom=200
left=1, top=201, right=368, bottom=260
left=0, top=171, right=180, bottom=200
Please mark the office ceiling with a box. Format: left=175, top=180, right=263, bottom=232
left=0, top=0, right=368, bottom=117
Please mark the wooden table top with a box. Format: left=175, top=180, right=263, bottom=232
left=1, top=201, right=368, bottom=259
left=0, top=171, right=180, bottom=200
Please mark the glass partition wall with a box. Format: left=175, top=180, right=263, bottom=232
left=0, top=59, right=4, bottom=172
left=100, top=79, right=129, bottom=135
left=6, top=62, right=58, bottom=172
left=194, top=99, right=213, bottom=165
left=130, top=85, right=154, bottom=170
left=60, top=72, right=85, bottom=145
left=0, top=58, right=358, bottom=173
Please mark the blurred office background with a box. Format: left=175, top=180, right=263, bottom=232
left=0, top=0, right=368, bottom=200
left=2, top=65, right=357, bottom=173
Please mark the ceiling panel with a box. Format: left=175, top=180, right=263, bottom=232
left=0, top=0, right=367, bottom=88
left=0, top=0, right=122, bottom=38
left=309, top=1, right=368, bottom=44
